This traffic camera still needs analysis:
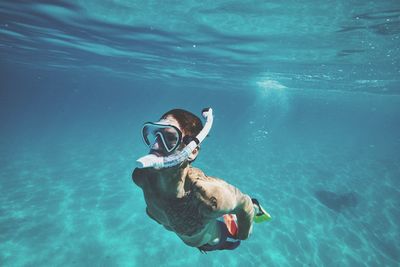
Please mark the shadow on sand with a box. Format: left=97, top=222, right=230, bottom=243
left=314, top=190, right=358, bottom=212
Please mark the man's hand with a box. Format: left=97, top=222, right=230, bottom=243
left=205, top=180, right=255, bottom=240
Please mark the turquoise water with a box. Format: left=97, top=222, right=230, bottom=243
left=1, top=1, right=400, bottom=266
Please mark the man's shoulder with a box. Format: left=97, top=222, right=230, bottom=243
left=132, top=168, right=149, bottom=187
left=187, top=168, right=235, bottom=199
left=187, top=166, right=206, bottom=181
left=186, top=167, right=237, bottom=212
left=187, top=166, right=225, bottom=184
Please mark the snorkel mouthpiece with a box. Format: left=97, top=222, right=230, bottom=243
left=136, top=154, right=163, bottom=169
left=136, top=108, right=213, bottom=169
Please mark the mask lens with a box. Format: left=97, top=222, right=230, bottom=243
left=142, top=123, right=181, bottom=152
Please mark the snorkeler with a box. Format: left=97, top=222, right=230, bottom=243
left=132, top=108, right=271, bottom=252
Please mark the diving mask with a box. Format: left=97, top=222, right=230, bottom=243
left=142, top=120, right=183, bottom=154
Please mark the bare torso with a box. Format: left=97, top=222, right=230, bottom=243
left=134, top=167, right=228, bottom=246
left=133, top=166, right=254, bottom=246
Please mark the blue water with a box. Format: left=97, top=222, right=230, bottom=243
left=1, top=1, right=400, bottom=266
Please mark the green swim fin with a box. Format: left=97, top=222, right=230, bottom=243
left=252, top=198, right=272, bottom=223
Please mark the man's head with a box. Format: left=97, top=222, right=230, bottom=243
left=148, top=109, right=203, bottom=163
left=160, top=109, right=203, bottom=140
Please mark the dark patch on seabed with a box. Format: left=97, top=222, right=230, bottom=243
left=314, top=190, right=358, bottom=212
left=315, top=190, right=400, bottom=263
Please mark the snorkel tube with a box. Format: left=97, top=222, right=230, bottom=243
left=136, top=108, right=214, bottom=169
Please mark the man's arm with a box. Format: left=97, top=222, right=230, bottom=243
left=233, top=193, right=255, bottom=240
left=207, top=180, right=255, bottom=240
